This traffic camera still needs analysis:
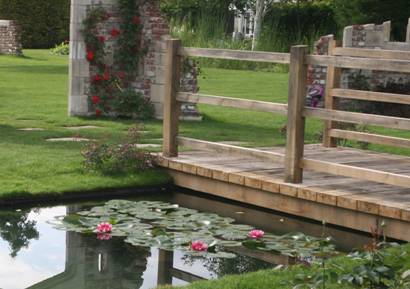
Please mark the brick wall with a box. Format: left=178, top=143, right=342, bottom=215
left=0, top=20, right=22, bottom=55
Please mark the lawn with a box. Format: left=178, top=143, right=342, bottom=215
left=0, top=50, right=409, bottom=199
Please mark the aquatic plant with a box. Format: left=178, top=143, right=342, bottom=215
left=50, top=200, right=336, bottom=259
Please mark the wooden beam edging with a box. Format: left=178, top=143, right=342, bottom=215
left=167, top=169, right=410, bottom=241
left=332, top=89, right=410, bottom=105
left=306, top=55, right=410, bottom=73
left=329, top=129, right=410, bottom=149
left=179, top=47, right=290, bottom=64
left=301, top=158, right=410, bottom=188
left=169, top=268, right=204, bottom=283
left=333, top=47, right=410, bottom=61
left=303, top=107, right=410, bottom=130
left=177, top=137, right=285, bottom=164
left=177, top=92, right=288, bottom=115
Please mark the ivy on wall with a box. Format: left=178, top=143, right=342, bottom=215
left=82, top=1, right=154, bottom=119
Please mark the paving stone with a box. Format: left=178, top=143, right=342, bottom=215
left=19, top=128, right=45, bottom=131
left=64, top=125, right=101, bottom=130
left=46, top=137, right=93, bottom=142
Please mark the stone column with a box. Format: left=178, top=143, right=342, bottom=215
left=68, top=0, right=92, bottom=116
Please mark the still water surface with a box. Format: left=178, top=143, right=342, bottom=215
left=0, top=191, right=372, bottom=289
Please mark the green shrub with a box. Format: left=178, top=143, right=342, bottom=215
left=0, top=0, right=70, bottom=48
left=50, top=41, right=69, bottom=56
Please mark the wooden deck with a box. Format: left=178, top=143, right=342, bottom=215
left=158, top=144, right=410, bottom=241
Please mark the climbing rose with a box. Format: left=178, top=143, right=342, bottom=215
left=93, top=74, right=102, bottom=82
left=95, top=109, right=102, bottom=117
left=191, top=240, right=208, bottom=252
left=98, top=35, right=106, bottom=43
left=132, top=16, right=141, bottom=25
left=117, top=71, right=126, bottom=79
left=103, top=70, right=110, bottom=81
left=248, top=229, right=265, bottom=239
left=86, top=50, right=94, bottom=62
left=110, top=28, right=120, bottom=37
left=92, top=95, right=101, bottom=105
left=96, top=222, right=112, bottom=233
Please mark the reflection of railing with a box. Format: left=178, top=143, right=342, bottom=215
left=162, top=39, right=410, bottom=188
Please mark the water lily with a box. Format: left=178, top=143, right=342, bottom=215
left=191, top=240, right=208, bottom=252
left=96, top=222, right=112, bottom=234
left=248, top=229, right=265, bottom=239
left=97, top=233, right=112, bottom=241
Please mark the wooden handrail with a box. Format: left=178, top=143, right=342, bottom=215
left=304, top=107, right=410, bottom=130
left=332, top=89, right=410, bottom=105
left=177, top=92, right=288, bottom=115
left=333, top=47, right=410, bottom=60
left=329, top=129, right=410, bottom=149
left=306, top=55, right=410, bottom=73
left=179, top=47, right=290, bottom=64
left=178, top=137, right=285, bottom=164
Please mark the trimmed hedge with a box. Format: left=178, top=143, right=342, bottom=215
left=0, top=0, right=70, bottom=48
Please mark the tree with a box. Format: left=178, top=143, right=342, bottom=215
left=252, top=0, right=275, bottom=50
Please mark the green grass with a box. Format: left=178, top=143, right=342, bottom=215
left=158, top=244, right=410, bottom=289
left=0, top=50, right=171, bottom=199
left=0, top=50, right=408, bottom=199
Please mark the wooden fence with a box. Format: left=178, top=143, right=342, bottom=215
left=162, top=39, right=410, bottom=188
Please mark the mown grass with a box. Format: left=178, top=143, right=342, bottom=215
left=0, top=50, right=408, bottom=199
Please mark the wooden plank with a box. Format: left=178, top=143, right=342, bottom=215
left=163, top=39, right=181, bottom=157
left=303, top=107, right=410, bottom=130
left=284, top=46, right=308, bottom=183
left=333, top=47, right=410, bottom=61
left=302, top=158, right=410, bottom=188
left=178, top=137, right=285, bottom=164
left=305, top=55, right=410, bottom=73
left=157, top=250, right=174, bottom=285
left=332, top=88, right=410, bottom=105
left=329, top=129, right=410, bottom=149
left=323, top=40, right=341, bottom=147
left=177, top=92, right=288, bottom=115
left=179, top=47, right=290, bottom=64
left=169, top=268, right=204, bottom=283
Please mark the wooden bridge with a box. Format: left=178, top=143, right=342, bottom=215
left=158, top=39, right=410, bottom=241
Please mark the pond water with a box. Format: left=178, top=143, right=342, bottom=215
left=0, top=191, right=373, bottom=289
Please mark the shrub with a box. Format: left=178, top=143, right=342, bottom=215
left=0, top=0, right=70, bottom=48
left=50, top=41, right=69, bottom=56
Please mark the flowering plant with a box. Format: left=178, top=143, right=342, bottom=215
left=248, top=229, right=265, bottom=239
left=96, top=222, right=112, bottom=233
left=191, top=240, right=209, bottom=252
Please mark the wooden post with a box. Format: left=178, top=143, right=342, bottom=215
left=163, top=39, right=182, bottom=157
left=323, top=40, right=341, bottom=147
left=157, top=249, right=174, bottom=285
left=284, top=45, right=308, bottom=184
left=406, top=18, right=410, bottom=43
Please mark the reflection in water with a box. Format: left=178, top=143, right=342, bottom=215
left=0, top=209, right=39, bottom=257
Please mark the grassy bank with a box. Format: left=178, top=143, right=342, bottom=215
left=158, top=244, right=410, bottom=289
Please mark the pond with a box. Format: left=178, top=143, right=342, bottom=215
left=0, top=191, right=373, bottom=289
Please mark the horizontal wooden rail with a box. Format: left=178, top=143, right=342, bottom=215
left=303, top=107, right=410, bottom=130
left=306, top=55, right=410, bottom=73
left=302, top=158, right=410, bottom=188
left=178, top=137, right=285, bottom=164
left=329, top=129, right=410, bottom=149
left=169, top=268, right=204, bottom=283
left=179, top=47, right=290, bottom=64
left=177, top=92, right=288, bottom=115
left=332, top=89, right=410, bottom=105
left=333, top=47, right=410, bottom=61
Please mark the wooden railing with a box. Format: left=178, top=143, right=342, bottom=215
left=162, top=39, right=410, bottom=188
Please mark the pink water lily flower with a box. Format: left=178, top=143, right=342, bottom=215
left=96, top=222, right=112, bottom=234
left=248, top=229, right=265, bottom=239
left=97, top=233, right=112, bottom=241
left=191, top=240, right=208, bottom=252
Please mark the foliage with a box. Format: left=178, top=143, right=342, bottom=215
left=50, top=41, right=69, bottom=56
left=82, top=2, right=153, bottom=119
left=52, top=199, right=336, bottom=259
left=82, top=125, right=156, bottom=175
left=0, top=0, right=70, bottom=48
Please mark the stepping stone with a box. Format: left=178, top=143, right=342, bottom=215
left=218, top=141, right=247, bottom=146
left=46, top=137, right=93, bottom=142
left=19, top=128, right=45, bottom=131
left=133, top=144, right=161, bottom=149
left=65, top=125, right=101, bottom=130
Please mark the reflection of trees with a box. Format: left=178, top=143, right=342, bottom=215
left=0, top=209, right=39, bottom=257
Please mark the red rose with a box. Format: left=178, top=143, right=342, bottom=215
left=103, top=70, right=110, bottom=81
left=92, top=95, right=101, bottom=104
left=117, top=71, right=126, bottom=79
left=86, top=50, right=94, bottom=62
left=98, top=36, right=106, bottom=43
left=110, top=28, right=120, bottom=37
left=132, top=16, right=141, bottom=25
left=95, top=109, right=102, bottom=117
left=93, top=74, right=102, bottom=82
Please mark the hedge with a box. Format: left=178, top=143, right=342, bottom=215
left=0, top=0, right=70, bottom=48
